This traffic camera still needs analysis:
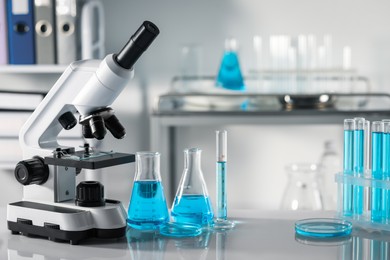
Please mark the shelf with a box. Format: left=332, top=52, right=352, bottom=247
left=152, top=92, right=390, bottom=126
left=0, top=65, right=67, bottom=74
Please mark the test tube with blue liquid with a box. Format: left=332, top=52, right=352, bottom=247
left=353, top=117, right=365, bottom=216
left=127, top=152, right=169, bottom=230
left=382, top=121, right=390, bottom=221
left=343, top=119, right=354, bottom=216
left=371, top=121, right=383, bottom=222
left=213, top=130, right=235, bottom=230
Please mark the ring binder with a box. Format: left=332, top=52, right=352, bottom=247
left=34, top=0, right=56, bottom=64
left=6, top=0, right=36, bottom=64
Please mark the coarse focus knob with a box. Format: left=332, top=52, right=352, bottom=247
left=58, top=111, right=77, bottom=130
left=75, top=181, right=105, bottom=207
left=14, top=157, right=49, bottom=185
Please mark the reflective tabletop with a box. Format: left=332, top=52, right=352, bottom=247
left=0, top=209, right=388, bottom=260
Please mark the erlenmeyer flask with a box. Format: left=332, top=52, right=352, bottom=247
left=171, top=148, right=214, bottom=226
left=127, top=152, right=169, bottom=230
left=280, top=163, right=323, bottom=211
left=216, top=38, right=245, bottom=91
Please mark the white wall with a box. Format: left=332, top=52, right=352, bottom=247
left=1, top=0, right=390, bottom=210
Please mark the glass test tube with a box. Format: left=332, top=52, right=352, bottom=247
left=364, top=120, right=371, bottom=214
left=343, top=119, right=354, bottom=216
left=382, top=121, right=390, bottom=221
left=371, top=121, right=383, bottom=222
left=353, top=117, right=365, bottom=216
left=216, top=130, right=228, bottom=220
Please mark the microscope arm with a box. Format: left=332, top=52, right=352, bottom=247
left=19, top=21, right=159, bottom=159
left=19, top=57, right=131, bottom=158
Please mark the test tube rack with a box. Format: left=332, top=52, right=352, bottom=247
left=335, top=172, right=390, bottom=233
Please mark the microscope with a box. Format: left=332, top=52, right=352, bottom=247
left=7, top=21, right=159, bottom=245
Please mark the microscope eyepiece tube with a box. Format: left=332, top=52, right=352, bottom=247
left=115, top=21, right=160, bottom=69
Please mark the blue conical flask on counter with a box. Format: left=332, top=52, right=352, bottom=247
left=216, top=38, right=245, bottom=91
left=171, top=148, right=214, bottom=226
left=127, top=152, right=169, bottom=230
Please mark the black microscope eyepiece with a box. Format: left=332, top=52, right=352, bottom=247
left=115, top=20, right=160, bottom=70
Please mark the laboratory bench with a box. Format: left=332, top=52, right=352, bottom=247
left=1, top=207, right=385, bottom=260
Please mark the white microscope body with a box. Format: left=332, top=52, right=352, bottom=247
left=6, top=21, right=159, bottom=245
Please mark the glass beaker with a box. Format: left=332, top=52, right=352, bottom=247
left=171, top=148, right=214, bottom=226
left=280, top=163, right=323, bottom=211
left=127, top=152, right=169, bottom=230
left=216, top=38, right=245, bottom=91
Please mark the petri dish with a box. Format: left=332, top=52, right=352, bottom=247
left=295, top=233, right=352, bottom=246
left=295, top=218, right=352, bottom=238
left=159, top=222, right=202, bottom=238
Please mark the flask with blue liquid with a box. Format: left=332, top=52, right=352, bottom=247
left=171, top=148, right=214, bottom=226
left=216, top=38, right=245, bottom=91
left=127, top=152, right=169, bottom=230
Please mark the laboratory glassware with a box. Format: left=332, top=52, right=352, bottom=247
left=383, top=121, right=390, bottom=221
left=318, top=140, right=341, bottom=210
left=295, top=218, right=352, bottom=238
left=213, top=130, right=235, bottom=230
left=371, top=121, right=383, bottom=222
left=180, top=44, right=202, bottom=78
left=216, top=38, right=245, bottom=91
left=127, top=152, right=169, bottom=230
left=159, top=222, right=202, bottom=238
left=343, top=119, right=354, bottom=216
left=353, top=117, right=365, bottom=215
left=171, top=148, right=214, bottom=226
left=280, top=163, right=323, bottom=211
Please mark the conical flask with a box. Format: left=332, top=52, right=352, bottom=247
left=127, top=152, right=169, bottom=230
left=171, top=148, right=214, bottom=226
left=216, top=38, right=245, bottom=91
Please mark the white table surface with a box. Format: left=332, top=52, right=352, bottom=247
left=0, top=208, right=387, bottom=260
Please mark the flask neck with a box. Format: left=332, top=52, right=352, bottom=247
left=135, top=152, right=161, bottom=181
left=185, top=148, right=202, bottom=172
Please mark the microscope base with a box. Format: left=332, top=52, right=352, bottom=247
left=7, top=200, right=127, bottom=245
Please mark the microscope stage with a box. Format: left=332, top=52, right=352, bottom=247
left=45, top=151, right=135, bottom=169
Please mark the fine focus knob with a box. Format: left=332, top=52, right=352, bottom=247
left=14, top=157, right=49, bottom=185
left=58, top=111, right=77, bottom=130
left=75, top=181, right=105, bottom=207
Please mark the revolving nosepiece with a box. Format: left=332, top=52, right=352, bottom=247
left=216, top=130, right=227, bottom=162
left=115, top=21, right=160, bottom=70
left=80, top=107, right=126, bottom=140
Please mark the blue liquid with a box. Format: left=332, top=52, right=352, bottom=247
left=216, top=51, right=245, bottom=91
left=371, top=131, right=383, bottom=222
left=295, top=220, right=352, bottom=238
left=216, top=162, right=227, bottom=220
left=370, top=240, right=383, bottom=260
left=127, top=181, right=169, bottom=230
left=343, top=130, right=354, bottom=216
left=382, top=133, right=390, bottom=220
left=171, top=194, right=214, bottom=225
left=353, top=129, right=364, bottom=173
left=353, top=129, right=364, bottom=215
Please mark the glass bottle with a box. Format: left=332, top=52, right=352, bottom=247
left=280, top=163, right=323, bottom=211
left=216, top=38, right=245, bottom=91
left=127, top=152, right=169, bottom=230
left=171, top=148, right=214, bottom=226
